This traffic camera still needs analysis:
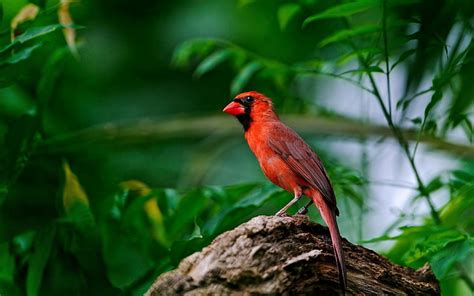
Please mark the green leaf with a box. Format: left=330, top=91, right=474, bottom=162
left=0, top=81, right=36, bottom=114
left=172, top=39, right=216, bottom=68
left=230, top=62, right=261, bottom=95
left=187, top=220, right=203, bottom=240
left=207, top=183, right=259, bottom=205
left=0, top=24, right=70, bottom=55
left=298, top=58, right=327, bottom=70
left=0, top=44, right=15, bottom=55
left=0, top=43, right=42, bottom=66
left=156, top=188, right=180, bottom=217
left=0, top=242, right=14, bottom=284
left=62, top=161, right=90, bottom=214
left=303, top=0, right=380, bottom=27
left=193, top=49, right=232, bottom=78
left=171, top=41, right=194, bottom=68
left=319, top=24, right=380, bottom=47
left=167, top=189, right=211, bottom=240
left=233, top=184, right=282, bottom=208
left=102, top=222, right=152, bottom=289
left=278, top=3, right=301, bottom=30
left=402, top=228, right=467, bottom=266
left=336, top=47, right=381, bottom=65
left=396, top=98, right=410, bottom=111
left=410, top=117, right=422, bottom=125
left=65, top=203, right=96, bottom=232
left=37, top=48, right=68, bottom=108
left=203, top=184, right=282, bottom=236
left=424, top=119, right=437, bottom=135
left=432, top=65, right=457, bottom=90
left=169, top=221, right=204, bottom=264
left=390, top=49, right=416, bottom=71
left=15, top=24, right=63, bottom=44
left=430, top=238, right=473, bottom=279
left=451, top=170, right=473, bottom=184
left=330, top=165, right=365, bottom=207
left=12, top=231, right=36, bottom=255
left=0, top=114, right=39, bottom=205
left=361, top=234, right=399, bottom=244
left=117, top=185, right=169, bottom=247
left=424, top=90, right=443, bottom=120
left=27, top=225, right=56, bottom=296
left=448, top=113, right=467, bottom=130
left=424, top=176, right=443, bottom=195
left=61, top=161, right=96, bottom=237
left=461, top=117, right=472, bottom=142
left=0, top=242, right=18, bottom=294
left=38, top=252, right=90, bottom=295
left=441, top=177, right=474, bottom=227
left=449, top=41, right=474, bottom=129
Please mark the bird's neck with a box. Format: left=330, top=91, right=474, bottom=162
left=253, top=108, right=279, bottom=121
left=239, top=108, right=278, bottom=132
left=236, top=114, right=251, bottom=131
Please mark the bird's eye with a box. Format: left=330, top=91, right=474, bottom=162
left=244, top=96, right=254, bottom=103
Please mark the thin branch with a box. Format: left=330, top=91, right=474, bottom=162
left=399, top=87, right=434, bottom=111
left=35, top=115, right=474, bottom=157
left=298, top=69, right=375, bottom=94
left=411, top=26, right=468, bottom=159
left=194, top=22, right=470, bottom=291
left=362, top=59, right=442, bottom=224
left=411, top=116, right=427, bottom=159
left=365, top=179, right=418, bottom=190
left=382, top=0, right=393, bottom=119
left=340, top=15, right=442, bottom=224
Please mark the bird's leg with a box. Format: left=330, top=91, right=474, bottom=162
left=276, top=190, right=302, bottom=216
left=296, top=200, right=313, bottom=215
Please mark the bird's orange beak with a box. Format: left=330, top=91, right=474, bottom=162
left=223, top=101, right=245, bottom=116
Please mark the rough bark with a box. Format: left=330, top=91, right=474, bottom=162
left=146, top=215, right=440, bottom=295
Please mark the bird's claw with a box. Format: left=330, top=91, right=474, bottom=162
left=297, top=207, right=308, bottom=215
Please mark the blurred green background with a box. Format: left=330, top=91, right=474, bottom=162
left=0, top=0, right=472, bottom=295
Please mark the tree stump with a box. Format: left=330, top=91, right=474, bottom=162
left=146, top=215, right=440, bottom=295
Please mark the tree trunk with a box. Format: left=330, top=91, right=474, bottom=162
left=146, top=215, right=440, bottom=295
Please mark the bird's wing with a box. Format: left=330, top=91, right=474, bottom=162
left=267, top=124, right=338, bottom=214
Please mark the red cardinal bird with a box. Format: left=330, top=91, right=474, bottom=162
left=223, top=91, right=347, bottom=292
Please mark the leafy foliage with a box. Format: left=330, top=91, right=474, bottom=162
left=0, top=0, right=472, bottom=295
left=170, top=0, right=473, bottom=294
left=367, top=167, right=474, bottom=292
left=3, top=165, right=296, bottom=294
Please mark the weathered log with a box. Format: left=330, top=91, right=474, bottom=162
left=146, top=215, right=440, bottom=295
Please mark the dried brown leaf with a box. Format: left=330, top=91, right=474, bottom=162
left=63, top=160, right=90, bottom=214
left=58, top=0, right=79, bottom=58
left=11, top=3, right=40, bottom=41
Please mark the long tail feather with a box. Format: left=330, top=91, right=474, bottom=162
left=312, top=193, right=347, bottom=293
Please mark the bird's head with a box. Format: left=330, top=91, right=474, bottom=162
left=223, top=91, right=277, bottom=131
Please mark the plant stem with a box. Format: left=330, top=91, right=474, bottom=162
left=341, top=12, right=442, bottom=224
left=363, top=60, right=441, bottom=224
left=382, top=0, right=392, bottom=119
left=35, top=115, right=474, bottom=157
left=303, top=69, right=376, bottom=94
